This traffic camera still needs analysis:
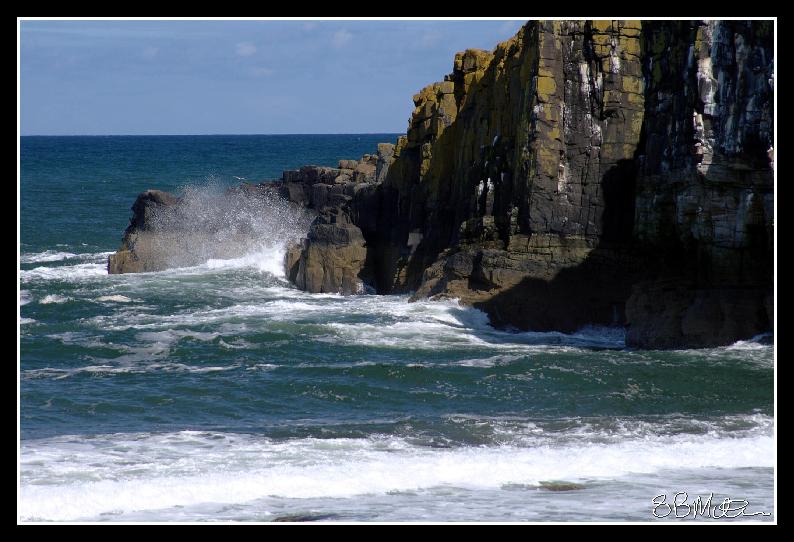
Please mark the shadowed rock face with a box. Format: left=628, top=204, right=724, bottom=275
left=623, top=21, right=774, bottom=347
left=109, top=20, right=773, bottom=349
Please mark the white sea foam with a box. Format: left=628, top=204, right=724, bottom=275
left=136, top=329, right=220, bottom=343
left=454, top=354, right=525, bottom=368
left=324, top=320, right=492, bottom=349
left=22, top=362, right=241, bottom=380
left=85, top=251, right=115, bottom=261
left=668, top=333, right=775, bottom=368
left=203, top=244, right=288, bottom=278
left=727, top=333, right=774, bottom=350
left=20, top=250, right=114, bottom=264
left=20, top=250, right=77, bottom=263
left=72, top=289, right=624, bottom=354
left=20, top=262, right=107, bottom=283
left=20, top=317, right=35, bottom=325
left=95, top=295, right=133, bottom=303
left=20, top=290, right=32, bottom=306
left=219, top=338, right=254, bottom=350
left=40, top=294, right=71, bottom=304
left=316, top=299, right=624, bottom=351
left=19, top=417, right=773, bottom=521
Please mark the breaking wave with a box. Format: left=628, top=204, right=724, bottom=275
left=135, top=182, right=314, bottom=272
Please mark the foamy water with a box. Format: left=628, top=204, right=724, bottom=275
left=20, top=135, right=775, bottom=522
left=19, top=414, right=774, bottom=522
left=19, top=248, right=776, bottom=521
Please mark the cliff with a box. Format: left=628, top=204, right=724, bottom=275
left=109, top=20, right=774, bottom=349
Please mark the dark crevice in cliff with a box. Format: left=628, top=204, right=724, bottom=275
left=474, top=154, right=647, bottom=332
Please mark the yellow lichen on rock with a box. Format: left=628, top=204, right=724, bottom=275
left=591, top=20, right=614, bottom=33
left=622, top=75, right=643, bottom=95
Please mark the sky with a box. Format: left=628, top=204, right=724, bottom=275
left=19, top=19, right=527, bottom=135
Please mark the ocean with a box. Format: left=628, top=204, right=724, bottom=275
left=19, top=135, right=775, bottom=522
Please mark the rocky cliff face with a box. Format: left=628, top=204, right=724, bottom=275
left=383, top=21, right=650, bottom=335
left=286, top=20, right=773, bottom=347
left=109, top=20, right=773, bottom=349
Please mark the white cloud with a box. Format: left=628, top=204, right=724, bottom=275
left=249, top=66, right=274, bottom=77
left=331, top=29, right=352, bottom=48
left=235, top=42, right=257, bottom=57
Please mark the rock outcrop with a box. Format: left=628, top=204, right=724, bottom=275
left=108, top=153, right=387, bottom=296
left=280, top=152, right=388, bottom=294
left=110, top=20, right=773, bottom=349
left=108, top=190, right=181, bottom=273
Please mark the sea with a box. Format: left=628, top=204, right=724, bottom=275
left=19, top=135, right=775, bottom=522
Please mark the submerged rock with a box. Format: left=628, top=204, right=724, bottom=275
left=272, top=513, right=341, bottom=522
left=538, top=481, right=587, bottom=492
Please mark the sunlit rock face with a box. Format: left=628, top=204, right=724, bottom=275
left=363, top=20, right=772, bottom=348
left=110, top=20, right=773, bottom=349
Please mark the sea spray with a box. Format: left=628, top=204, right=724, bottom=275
left=132, top=182, right=314, bottom=273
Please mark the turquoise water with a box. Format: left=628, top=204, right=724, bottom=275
left=19, top=135, right=774, bottom=522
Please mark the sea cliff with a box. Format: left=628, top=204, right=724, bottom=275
left=109, top=20, right=774, bottom=349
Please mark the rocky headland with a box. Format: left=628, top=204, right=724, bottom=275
left=109, top=20, right=774, bottom=349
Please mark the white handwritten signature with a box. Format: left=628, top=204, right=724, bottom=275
left=652, top=492, right=771, bottom=519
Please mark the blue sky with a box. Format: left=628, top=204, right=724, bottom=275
left=20, top=19, right=527, bottom=135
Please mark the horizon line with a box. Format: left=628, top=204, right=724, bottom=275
left=20, top=132, right=405, bottom=137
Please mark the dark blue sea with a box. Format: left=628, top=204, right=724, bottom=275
left=19, top=135, right=774, bottom=522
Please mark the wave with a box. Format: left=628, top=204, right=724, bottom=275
left=23, top=362, right=241, bottom=380
left=20, top=262, right=107, bottom=283
left=116, top=182, right=313, bottom=273
left=19, top=418, right=773, bottom=521
left=19, top=181, right=313, bottom=285
left=20, top=251, right=114, bottom=264
left=727, top=333, right=774, bottom=350
left=17, top=245, right=289, bottom=285
left=20, top=250, right=77, bottom=263
left=202, top=245, right=289, bottom=278
left=319, top=298, right=625, bottom=351
left=71, top=291, right=627, bottom=354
